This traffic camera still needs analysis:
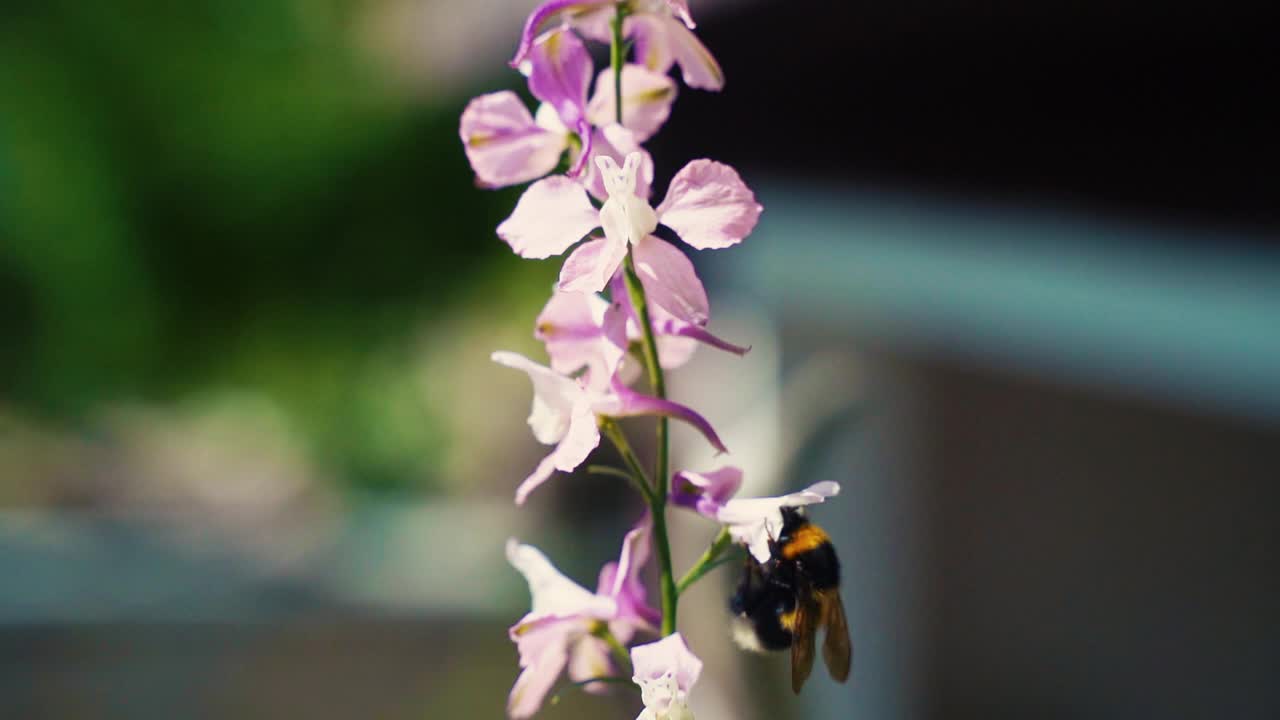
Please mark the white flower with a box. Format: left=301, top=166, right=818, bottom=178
left=631, top=633, right=703, bottom=720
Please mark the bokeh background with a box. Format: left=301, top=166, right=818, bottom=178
left=2, top=1, right=1278, bottom=718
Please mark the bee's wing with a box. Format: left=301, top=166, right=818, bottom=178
left=820, top=591, right=852, bottom=683
left=790, top=596, right=818, bottom=694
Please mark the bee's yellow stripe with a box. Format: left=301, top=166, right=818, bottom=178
left=779, top=608, right=799, bottom=631
left=781, top=524, right=830, bottom=559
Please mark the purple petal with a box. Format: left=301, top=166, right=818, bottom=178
left=626, top=15, right=674, bottom=75
left=581, top=124, right=654, bottom=201
left=459, top=91, right=565, bottom=188
left=511, top=0, right=613, bottom=68
left=567, top=118, right=594, bottom=177
left=559, top=236, right=629, bottom=295
left=498, top=176, right=599, bottom=259
left=631, top=234, right=710, bottom=325
left=596, top=514, right=661, bottom=630
left=606, top=379, right=728, bottom=455
left=655, top=318, right=750, bottom=356
left=630, top=632, right=704, bottom=693
left=526, top=28, right=593, bottom=139
left=586, top=65, right=678, bottom=143
left=657, top=159, right=762, bottom=250
left=671, top=466, right=743, bottom=517
left=663, top=15, right=724, bottom=90
left=536, top=290, right=624, bottom=384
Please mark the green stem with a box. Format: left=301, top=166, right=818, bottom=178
left=610, top=3, right=626, bottom=124
left=592, top=623, right=633, bottom=672
left=623, top=253, right=675, bottom=636
left=598, top=420, right=655, bottom=503
left=586, top=464, right=638, bottom=483
left=613, top=0, right=676, bottom=639
left=676, top=526, right=733, bottom=594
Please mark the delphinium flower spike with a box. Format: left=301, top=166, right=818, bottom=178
left=459, top=0, right=854, bottom=715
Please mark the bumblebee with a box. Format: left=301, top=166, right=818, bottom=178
left=730, top=507, right=852, bottom=693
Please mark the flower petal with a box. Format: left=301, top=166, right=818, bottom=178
left=511, top=0, right=613, bottom=67
left=605, top=266, right=738, bottom=370
left=665, top=0, right=695, bottom=28
left=525, top=29, right=592, bottom=128
left=514, top=401, right=601, bottom=504
left=718, top=481, right=842, bottom=562
left=626, top=15, right=674, bottom=75
left=654, top=317, right=750, bottom=356
left=596, top=153, right=659, bottom=250
left=604, top=379, right=728, bottom=454
left=657, top=159, right=762, bottom=250
left=631, top=234, right=710, bottom=325
left=631, top=632, right=703, bottom=692
left=559, top=235, right=629, bottom=295
left=654, top=334, right=698, bottom=370
left=662, top=15, right=724, bottom=90
left=581, top=124, right=654, bottom=201
left=508, top=539, right=616, bottom=618
left=508, top=621, right=572, bottom=719
left=498, top=176, right=599, bottom=259
left=587, top=65, right=678, bottom=143
left=492, top=351, right=580, bottom=444
left=460, top=91, right=566, bottom=188
left=568, top=636, right=616, bottom=691
left=671, top=466, right=743, bottom=516
left=597, top=514, right=661, bottom=631
left=536, top=290, right=623, bottom=384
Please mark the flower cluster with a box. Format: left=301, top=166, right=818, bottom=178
left=462, top=2, right=841, bottom=718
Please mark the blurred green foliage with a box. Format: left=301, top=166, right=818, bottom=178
left=0, top=0, right=550, bottom=494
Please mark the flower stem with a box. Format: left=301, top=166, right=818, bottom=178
left=676, top=526, right=734, bottom=595
left=611, top=3, right=627, bottom=124
left=613, top=0, right=676, bottom=640
left=598, top=420, right=655, bottom=503
left=591, top=622, right=634, bottom=672
left=623, top=254, right=677, bottom=637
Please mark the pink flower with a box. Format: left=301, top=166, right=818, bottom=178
left=461, top=30, right=672, bottom=194
left=630, top=632, right=704, bottom=720
left=507, top=516, right=660, bottom=719
left=672, top=466, right=841, bottom=562
left=492, top=351, right=727, bottom=504
left=586, top=64, right=678, bottom=143
left=511, top=1, right=723, bottom=91
left=625, top=1, right=724, bottom=91
left=535, top=289, right=629, bottom=384
left=497, top=151, right=762, bottom=295
left=535, top=267, right=746, bottom=390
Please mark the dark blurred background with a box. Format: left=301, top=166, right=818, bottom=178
left=2, top=0, right=1278, bottom=718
